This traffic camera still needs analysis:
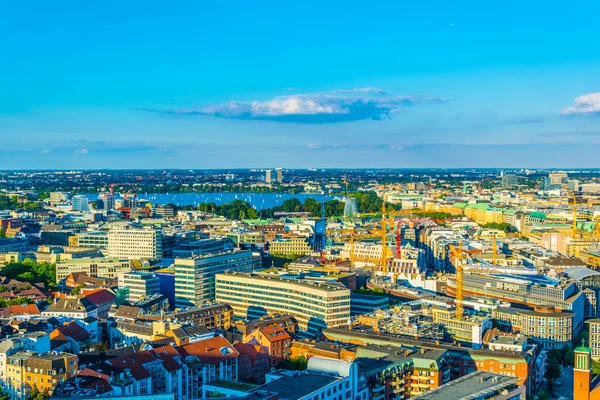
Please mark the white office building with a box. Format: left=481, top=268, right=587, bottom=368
left=174, top=250, right=255, bottom=308
left=107, top=225, right=162, bottom=260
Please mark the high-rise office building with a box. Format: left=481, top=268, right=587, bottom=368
left=98, top=193, right=115, bottom=212
left=265, top=169, right=272, bottom=183
left=118, top=271, right=161, bottom=302
left=215, top=272, right=351, bottom=335
left=501, top=174, right=519, bottom=186
left=568, top=179, right=581, bottom=192
left=107, top=225, right=163, bottom=260
left=549, top=172, right=568, bottom=185
left=71, top=195, right=89, bottom=212
left=276, top=167, right=283, bottom=183
left=49, top=192, right=70, bottom=202
left=174, top=250, right=255, bottom=308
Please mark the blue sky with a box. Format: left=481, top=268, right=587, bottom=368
left=1, top=1, right=599, bottom=169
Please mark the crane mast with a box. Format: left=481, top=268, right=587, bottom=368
left=381, top=202, right=388, bottom=276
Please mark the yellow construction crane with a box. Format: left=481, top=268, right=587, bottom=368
left=449, top=242, right=465, bottom=319
left=492, top=233, right=497, bottom=266
left=572, top=194, right=578, bottom=238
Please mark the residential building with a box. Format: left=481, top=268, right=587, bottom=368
left=265, top=169, right=272, bottom=183
left=355, top=344, right=451, bottom=398
left=215, top=272, right=351, bottom=335
left=6, top=351, right=78, bottom=399
left=118, top=271, right=160, bottom=302
left=276, top=167, right=283, bottom=183
left=244, top=324, right=292, bottom=367
left=587, top=319, right=600, bottom=359
left=234, top=343, right=270, bottom=384
left=42, top=298, right=97, bottom=319
left=56, top=257, right=132, bottom=281
left=107, top=225, right=162, bottom=260
left=174, top=250, right=255, bottom=308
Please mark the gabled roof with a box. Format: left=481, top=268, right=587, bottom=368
left=82, top=289, right=116, bottom=306
left=176, top=336, right=239, bottom=364
left=259, top=325, right=291, bottom=343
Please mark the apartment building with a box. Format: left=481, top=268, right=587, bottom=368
left=215, top=272, right=351, bottom=335
left=56, top=257, right=132, bottom=281
left=586, top=319, right=600, bottom=359
left=6, top=351, right=78, bottom=399
left=118, top=271, right=161, bottom=302
left=174, top=250, right=255, bottom=308
left=355, top=344, right=451, bottom=398
left=107, top=225, right=162, bottom=260
left=493, top=306, right=574, bottom=349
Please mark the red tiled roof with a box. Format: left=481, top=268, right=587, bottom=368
left=52, top=322, right=90, bottom=342
left=234, top=342, right=268, bottom=361
left=0, top=303, right=40, bottom=317
left=259, top=325, right=291, bottom=342
left=82, top=289, right=116, bottom=306
left=176, top=336, right=239, bottom=364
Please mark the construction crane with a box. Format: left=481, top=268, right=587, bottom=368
left=492, top=233, right=497, bottom=266
left=381, top=202, right=388, bottom=276
left=571, top=194, right=578, bottom=238
left=449, top=242, right=465, bottom=319
left=321, top=193, right=327, bottom=263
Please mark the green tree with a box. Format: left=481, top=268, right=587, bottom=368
left=0, top=227, right=6, bottom=239
left=544, top=359, right=562, bottom=390
left=27, top=387, right=49, bottom=400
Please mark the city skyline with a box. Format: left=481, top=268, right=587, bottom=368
left=1, top=1, right=599, bottom=169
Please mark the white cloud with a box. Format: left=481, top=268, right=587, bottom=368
left=39, top=149, right=51, bottom=154
left=561, top=93, right=600, bottom=115
left=75, top=148, right=89, bottom=154
left=151, top=88, right=446, bottom=123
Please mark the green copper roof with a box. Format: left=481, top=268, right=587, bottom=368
left=529, top=212, right=547, bottom=219
left=465, top=203, right=490, bottom=210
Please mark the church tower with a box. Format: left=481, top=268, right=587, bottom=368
left=574, top=339, right=592, bottom=400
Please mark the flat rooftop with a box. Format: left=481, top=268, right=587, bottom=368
left=414, top=371, right=519, bottom=400
left=254, top=373, right=340, bottom=399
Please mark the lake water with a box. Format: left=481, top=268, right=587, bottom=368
left=85, top=192, right=339, bottom=210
